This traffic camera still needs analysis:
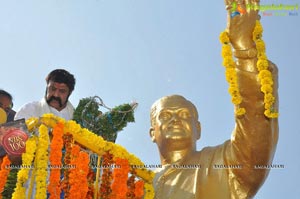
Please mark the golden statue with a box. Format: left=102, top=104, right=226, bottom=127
left=149, top=0, right=278, bottom=198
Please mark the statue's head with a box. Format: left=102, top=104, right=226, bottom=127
left=149, top=95, right=201, bottom=151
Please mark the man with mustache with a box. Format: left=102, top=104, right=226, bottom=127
left=15, top=69, right=76, bottom=120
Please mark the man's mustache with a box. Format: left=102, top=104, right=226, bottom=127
left=47, top=96, right=63, bottom=107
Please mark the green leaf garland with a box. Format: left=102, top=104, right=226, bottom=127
left=73, top=97, right=136, bottom=142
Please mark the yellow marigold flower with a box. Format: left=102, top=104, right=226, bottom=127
left=257, top=59, right=269, bottom=71
left=255, top=39, right=266, bottom=52
left=228, top=86, right=239, bottom=96
left=223, top=57, right=235, bottom=68
left=264, top=94, right=275, bottom=110
left=219, top=31, right=230, bottom=44
left=261, top=76, right=274, bottom=86
left=104, top=142, right=114, bottom=152
left=258, top=70, right=272, bottom=79
left=235, top=108, right=246, bottom=116
left=264, top=103, right=272, bottom=110
left=144, top=182, right=155, bottom=199
left=264, top=109, right=279, bottom=118
left=222, top=45, right=232, bottom=57
left=17, top=169, right=28, bottom=181
left=226, top=70, right=238, bottom=83
left=35, top=124, right=49, bottom=199
left=111, top=144, right=126, bottom=159
left=258, top=52, right=267, bottom=60
left=25, top=137, right=37, bottom=152
left=136, top=169, right=155, bottom=184
left=264, top=93, right=275, bottom=102
left=270, top=112, right=279, bottom=118
left=40, top=113, right=58, bottom=127
left=65, top=120, right=81, bottom=133
left=129, top=154, right=143, bottom=166
left=253, top=20, right=263, bottom=40
left=232, top=95, right=242, bottom=105
left=12, top=187, right=26, bottom=199
left=26, top=117, right=39, bottom=131
left=261, top=84, right=273, bottom=94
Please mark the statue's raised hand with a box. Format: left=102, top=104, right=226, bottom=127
left=225, top=0, right=260, bottom=50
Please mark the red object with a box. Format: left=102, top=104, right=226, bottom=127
left=1, top=129, right=28, bottom=156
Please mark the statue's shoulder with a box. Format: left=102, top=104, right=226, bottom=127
left=195, top=142, right=229, bottom=164
left=199, top=143, right=225, bottom=154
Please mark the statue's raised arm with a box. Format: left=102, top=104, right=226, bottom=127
left=223, top=0, right=279, bottom=197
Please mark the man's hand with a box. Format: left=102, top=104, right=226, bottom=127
left=225, top=0, right=260, bottom=50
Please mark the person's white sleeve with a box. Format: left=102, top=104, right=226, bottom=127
left=14, top=102, right=39, bottom=120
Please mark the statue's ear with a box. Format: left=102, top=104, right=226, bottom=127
left=149, top=127, right=156, bottom=142
left=196, top=121, right=201, bottom=140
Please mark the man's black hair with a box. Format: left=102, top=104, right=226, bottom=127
left=46, top=69, right=76, bottom=92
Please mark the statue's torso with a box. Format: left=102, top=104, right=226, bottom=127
left=153, top=142, right=247, bottom=199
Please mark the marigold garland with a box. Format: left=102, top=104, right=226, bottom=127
left=127, top=174, right=136, bottom=199
left=11, top=136, right=37, bottom=199
left=61, top=133, right=73, bottom=198
left=2, top=168, right=18, bottom=199
left=67, top=144, right=80, bottom=199
left=253, top=20, right=278, bottom=118
left=144, top=183, right=155, bottom=199
left=99, top=152, right=114, bottom=199
left=34, top=124, right=50, bottom=199
left=111, top=158, right=130, bottom=199
left=220, top=20, right=278, bottom=118
left=219, top=31, right=245, bottom=116
left=86, top=168, right=95, bottom=199
left=78, top=151, right=90, bottom=198
left=68, top=145, right=89, bottom=199
left=134, top=180, right=145, bottom=199
left=48, top=122, right=64, bottom=199
left=0, top=155, right=11, bottom=198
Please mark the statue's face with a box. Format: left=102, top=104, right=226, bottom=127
left=150, top=97, right=201, bottom=148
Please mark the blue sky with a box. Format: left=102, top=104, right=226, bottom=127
left=1, top=0, right=299, bottom=198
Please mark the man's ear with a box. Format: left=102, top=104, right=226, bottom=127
left=196, top=121, right=201, bottom=140
left=149, top=127, right=156, bottom=142
left=67, top=91, right=73, bottom=99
